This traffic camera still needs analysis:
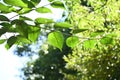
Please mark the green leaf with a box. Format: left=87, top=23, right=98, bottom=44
left=54, top=22, right=72, bottom=28
left=66, top=36, right=79, bottom=48
left=83, top=40, right=96, bottom=49
left=11, top=20, right=29, bottom=37
left=19, top=16, right=33, bottom=21
left=0, top=22, right=16, bottom=33
left=0, top=28, right=7, bottom=36
left=0, top=3, right=10, bottom=12
left=27, top=1, right=35, bottom=8
left=5, top=36, right=17, bottom=49
left=0, top=15, right=9, bottom=21
left=18, top=8, right=31, bottom=14
left=90, top=30, right=104, bottom=37
left=100, top=37, right=113, bottom=45
left=48, top=0, right=53, bottom=2
left=36, top=7, right=52, bottom=13
left=31, top=0, right=41, bottom=5
left=51, top=1, right=65, bottom=9
left=0, top=25, right=9, bottom=36
left=3, top=0, right=27, bottom=7
left=48, top=31, right=64, bottom=51
left=16, top=35, right=31, bottom=44
left=35, top=18, right=54, bottom=24
left=73, top=29, right=88, bottom=33
left=28, top=26, right=40, bottom=42
left=0, top=39, right=6, bottom=44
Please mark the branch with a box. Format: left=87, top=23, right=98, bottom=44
left=9, top=0, right=60, bottom=20
left=9, top=14, right=19, bottom=20
left=62, top=31, right=120, bottom=40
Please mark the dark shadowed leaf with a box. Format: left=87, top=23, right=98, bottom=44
left=0, top=29, right=7, bottom=36
left=27, top=1, right=35, bottom=8
left=11, top=20, right=29, bottom=37
left=48, top=31, right=64, bottom=51
left=0, top=25, right=9, bottom=36
left=66, top=36, right=79, bottom=48
left=5, top=36, right=17, bottom=49
left=36, top=7, right=52, bottom=13
left=0, top=22, right=16, bottom=33
left=0, top=15, right=9, bottom=21
left=35, top=18, right=54, bottom=24
left=73, top=29, right=88, bottom=33
left=19, top=16, right=33, bottom=21
left=54, top=22, right=72, bottom=28
left=31, top=0, right=41, bottom=5
left=0, top=22, right=12, bottom=28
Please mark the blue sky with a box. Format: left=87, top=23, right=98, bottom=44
left=0, top=44, right=25, bottom=80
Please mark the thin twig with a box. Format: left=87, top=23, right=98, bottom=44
left=9, top=14, right=19, bottom=20
left=9, top=0, right=60, bottom=20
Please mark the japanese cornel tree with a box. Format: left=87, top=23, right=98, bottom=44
left=0, top=0, right=120, bottom=80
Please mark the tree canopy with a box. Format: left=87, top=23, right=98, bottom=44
left=0, top=0, right=120, bottom=80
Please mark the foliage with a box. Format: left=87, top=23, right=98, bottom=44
left=63, top=0, right=120, bottom=80
left=22, top=44, right=75, bottom=80
left=0, top=0, right=66, bottom=49
left=48, top=31, right=64, bottom=51
left=1, top=0, right=120, bottom=80
left=64, top=43, right=120, bottom=80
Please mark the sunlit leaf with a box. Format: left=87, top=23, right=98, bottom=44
left=18, top=8, right=31, bottom=14
left=54, top=22, right=72, bottom=28
left=28, top=26, right=40, bottom=42
left=0, top=39, right=6, bottom=44
left=48, top=31, right=64, bottom=51
left=66, top=36, right=79, bottom=48
left=83, top=40, right=96, bottom=49
left=0, top=3, right=10, bottom=12
left=51, top=1, right=65, bottom=9
left=16, top=35, right=31, bottom=44
left=0, top=15, right=9, bottom=21
left=5, top=36, right=17, bottom=49
left=35, top=18, right=54, bottom=24
left=3, top=0, right=27, bottom=7
left=36, top=7, right=52, bottom=13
